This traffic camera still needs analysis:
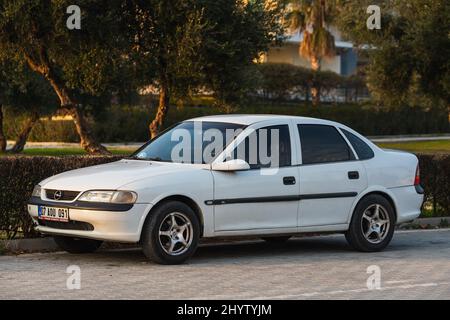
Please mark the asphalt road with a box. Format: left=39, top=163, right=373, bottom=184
left=0, top=229, right=449, bottom=300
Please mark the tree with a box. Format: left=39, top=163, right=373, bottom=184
left=0, top=0, right=131, bottom=154
left=123, top=0, right=206, bottom=138
left=284, top=0, right=337, bottom=105
left=198, top=0, right=284, bottom=107
left=336, top=0, right=450, bottom=108
left=0, top=55, right=59, bottom=153
left=127, top=0, right=283, bottom=138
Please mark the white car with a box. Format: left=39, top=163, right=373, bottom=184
left=28, top=115, right=424, bottom=264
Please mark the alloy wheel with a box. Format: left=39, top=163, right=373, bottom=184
left=158, top=212, right=193, bottom=256
left=360, top=204, right=390, bottom=244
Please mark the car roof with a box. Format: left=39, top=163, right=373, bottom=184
left=188, top=114, right=339, bottom=126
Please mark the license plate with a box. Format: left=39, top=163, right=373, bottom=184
left=38, top=206, right=69, bottom=222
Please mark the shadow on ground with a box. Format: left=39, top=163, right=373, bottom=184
left=88, top=235, right=369, bottom=266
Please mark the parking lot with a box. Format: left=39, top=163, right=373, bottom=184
left=1, top=229, right=449, bottom=300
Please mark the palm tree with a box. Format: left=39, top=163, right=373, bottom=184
left=285, top=0, right=336, bottom=105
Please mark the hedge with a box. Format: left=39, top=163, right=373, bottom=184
left=0, top=154, right=448, bottom=240
left=4, top=103, right=449, bottom=143
left=418, top=154, right=450, bottom=216
left=0, top=156, right=123, bottom=239
left=255, top=63, right=368, bottom=102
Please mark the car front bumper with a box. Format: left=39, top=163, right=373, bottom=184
left=27, top=198, right=152, bottom=243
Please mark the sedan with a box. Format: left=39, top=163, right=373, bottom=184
left=28, top=115, right=424, bottom=264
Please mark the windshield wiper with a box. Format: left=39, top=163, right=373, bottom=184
left=125, top=156, right=165, bottom=162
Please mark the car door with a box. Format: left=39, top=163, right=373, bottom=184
left=296, top=123, right=368, bottom=227
left=211, top=121, right=300, bottom=233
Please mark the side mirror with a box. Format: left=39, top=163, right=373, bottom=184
left=211, top=159, right=250, bottom=172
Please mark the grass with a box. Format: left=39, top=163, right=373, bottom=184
left=377, top=140, right=450, bottom=153
left=0, top=147, right=137, bottom=157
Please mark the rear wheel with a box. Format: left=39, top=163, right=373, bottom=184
left=141, top=201, right=200, bottom=265
left=261, top=236, right=291, bottom=243
left=54, top=236, right=102, bottom=254
left=345, top=194, right=395, bottom=252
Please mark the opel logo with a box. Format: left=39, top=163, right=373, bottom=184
left=53, top=190, right=63, bottom=200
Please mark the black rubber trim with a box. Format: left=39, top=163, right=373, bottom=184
left=38, top=219, right=95, bottom=231
left=28, top=196, right=133, bottom=212
left=205, top=192, right=357, bottom=205
left=415, top=184, right=424, bottom=195
left=299, top=192, right=357, bottom=200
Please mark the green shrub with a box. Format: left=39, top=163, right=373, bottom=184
left=0, top=156, right=122, bottom=239
left=256, top=63, right=311, bottom=100
left=255, top=63, right=368, bottom=102
left=93, top=105, right=151, bottom=142
left=0, top=154, right=449, bottom=239
left=3, top=102, right=450, bottom=142
left=419, top=154, right=450, bottom=217
left=3, top=109, right=79, bottom=143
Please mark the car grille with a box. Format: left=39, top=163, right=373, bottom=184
left=45, top=189, right=80, bottom=201
left=38, top=219, right=94, bottom=231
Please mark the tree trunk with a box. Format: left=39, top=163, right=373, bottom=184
left=9, top=112, right=39, bottom=153
left=23, top=52, right=110, bottom=155
left=0, top=104, right=6, bottom=152
left=149, top=83, right=170, bottom=139
left=310, top=56, right=321, bottom=107
left=69, top=106, right=110, bottom=154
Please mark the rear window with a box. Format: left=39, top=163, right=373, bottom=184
left=298, top=124, right=355, bottom=165
left=341, top=129, right=374, bottom=160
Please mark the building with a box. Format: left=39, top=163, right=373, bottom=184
left=261, top=27, right=359, bottom=76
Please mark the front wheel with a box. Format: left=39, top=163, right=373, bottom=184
left=141, top=201, right=200, bottom=264
left=54, top=236, right=103, bottom=254
left=345, top=194, right=395, bottom=252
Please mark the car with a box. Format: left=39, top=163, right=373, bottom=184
left=27, top=115, right=424, bottom=264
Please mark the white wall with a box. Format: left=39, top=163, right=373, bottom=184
left=263, top=43, right=342, bottom=74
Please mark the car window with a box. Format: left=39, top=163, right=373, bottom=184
left=231, top=125, right=291, bottom=169
left=298, top=124, right=355, bottom=165
left=132, top=121, right=244, bottom=164
left=341, top=129, right=374, bottom=160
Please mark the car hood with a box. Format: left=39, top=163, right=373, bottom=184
left=40, top=159, right=208, bottom=191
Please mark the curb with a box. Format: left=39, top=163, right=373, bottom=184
left=1, top=237, right=59, bottom=254
left=399, top=217, right=450, bottom=229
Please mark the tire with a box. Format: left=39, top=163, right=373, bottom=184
left=261, top=236, right=291, bottom=243
left=54, top=236, right=103, bottom=254
left=345, top=194, right=395, bottom=252
left=141, top=201, right=200, bottom=265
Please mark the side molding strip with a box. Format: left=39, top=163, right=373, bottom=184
left=205, top=192, right=357, bottom=205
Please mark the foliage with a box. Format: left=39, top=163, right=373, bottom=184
left=255, top=63, right=365, bottom=102
left=419, top=154, right=450, bottom=216
left=0, top=0, right=135, bottom=153
left=3, top=102, right=448, bottom=143
left=0, top=56, right=59, bottom=152
left=284, top=0, right=337, bottom=64
left=125, top=0, right=284, bottom=136
left=0, top=56, right=58, bottom=115
left=198, top=0, right=284, bottom=106
left=336, top=0, right=450, bottom=107
left=256, top=63, right=312, bottom=100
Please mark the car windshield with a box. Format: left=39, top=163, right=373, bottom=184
left=131, top=121, right=245, bottom=164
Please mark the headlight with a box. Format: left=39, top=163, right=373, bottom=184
left=32, top=185, right=41, bottom=198
left=78, top=190, right=137, bottom=204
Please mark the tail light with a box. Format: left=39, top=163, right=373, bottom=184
left=414, top=165, right=420, bottom=186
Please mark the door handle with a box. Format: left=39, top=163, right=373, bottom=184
left=348, top=171, right=359, bottom=180
left=283, top=176, right=296, bottom=185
